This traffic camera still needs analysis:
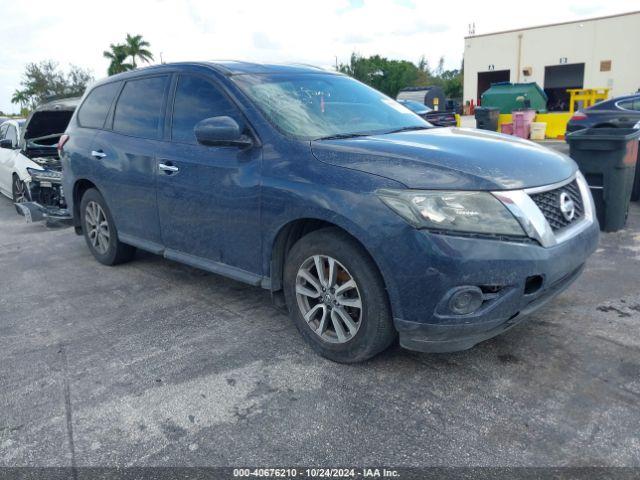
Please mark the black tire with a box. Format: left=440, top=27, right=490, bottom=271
left=12, top=174, right=30, bottom=203
left=80, top=188, right=135, bottom=265
left=283, top=227, right=396, bottom=363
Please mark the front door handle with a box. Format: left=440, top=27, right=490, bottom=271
left=91, top=150, right=107, bottom=159
left=158, top=163, right=179, bottom=173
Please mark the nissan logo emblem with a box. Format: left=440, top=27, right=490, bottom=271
left=559, top=192, right=576, bottom=222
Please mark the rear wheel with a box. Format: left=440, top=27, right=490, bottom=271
left=283, top=228, right=395, bottom=363
left=12, top=175, right=29, bottom=203
left=80, top=188, right=135, bottom=265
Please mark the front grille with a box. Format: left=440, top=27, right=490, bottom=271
left=529, top=179, right=584, bottom=231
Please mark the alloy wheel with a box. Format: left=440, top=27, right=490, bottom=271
left=13, top=178, right=27, bottom=203
left=85, top=201, right=110, bottom=255
left=295, top=255, right=363, bottom=343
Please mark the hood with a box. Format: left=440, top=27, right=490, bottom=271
left=24, top=110, right=75, bottom=143
left=24, top=97, right=79, bottom=143
left=311, top=127, right=577, bottom=191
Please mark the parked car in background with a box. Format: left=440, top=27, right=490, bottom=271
left=567, top=93, right=640, bottom=132
left=62, top=62, right=598, bottom=363
left=0, top=98, right=78, bottom=213
left=397, top=99, right=457, bottom=127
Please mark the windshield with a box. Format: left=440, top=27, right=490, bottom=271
left=233, top=73, right=430, bottom=140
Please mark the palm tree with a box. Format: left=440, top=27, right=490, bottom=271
left=103, top=44, right=134, bottom=76
left=11, top=90, right=28, bottom=110
left=124, top=34, right=154, bottom=69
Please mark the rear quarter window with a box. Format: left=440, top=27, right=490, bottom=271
left=113, top=76, right=168, bottom=139
left=78, top=82, right=121, bottom=129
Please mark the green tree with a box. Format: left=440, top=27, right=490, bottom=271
left=11, top=61, right=94, bottom=111
left=124, top=34, right=154, bottom=68
left=339, top=53, right=464, bottom=101
left=11, top=90, right=28, bottom=111
left=338, top=53, right=420, bottom=98
left=103, top=43, right=134, bottom=76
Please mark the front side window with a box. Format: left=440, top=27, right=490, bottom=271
left=113, top=76, right=168, bottom=139
left=232, top=73, right=428, bottom=140
left=171, top=75, right=241, bottom=144
left=78, top=82, right=121, bottom=129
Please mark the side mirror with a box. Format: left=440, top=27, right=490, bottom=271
left=194, top=116, right=252, bottom=147
left=0, top=139, right=14, bottom=149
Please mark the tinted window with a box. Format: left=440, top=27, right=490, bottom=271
left=78, top=82, right=121, bottom=128
left=0, top=124, right=7, bottom=139
left=171, top=75, right=241, bottom=144
left=113, top=76, right=168, bottom=139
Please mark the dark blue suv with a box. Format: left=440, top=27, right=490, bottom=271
left=61, top=62, right=599, bottom=362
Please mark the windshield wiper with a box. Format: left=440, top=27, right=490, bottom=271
left=384, top=126, right=430, bottom=134
left=314, top=132, right=372, bottom=141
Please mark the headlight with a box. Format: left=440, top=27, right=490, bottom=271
left=26, top=167, right=62, bottom=181
left=377, top=189, right=526, bottom=236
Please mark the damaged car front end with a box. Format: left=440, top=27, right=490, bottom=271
left=14, top=98, right=79, bottom=223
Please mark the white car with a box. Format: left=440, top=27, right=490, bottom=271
left=0, top=98, right=78, bottom=210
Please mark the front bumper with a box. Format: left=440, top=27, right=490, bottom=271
left=393, top=219, right=599, bottom=353
left=15, top=201, right=72, bottom=226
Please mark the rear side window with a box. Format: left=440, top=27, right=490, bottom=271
left=113, top=76, right=168, bottom=139
left=171, top=75, right=241, bottom=144
left=78, top=82, right=121, bottom=128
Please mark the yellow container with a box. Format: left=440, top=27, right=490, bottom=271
left=534, top=112, right=572, bottom=139
left=530, top=122, right=547, bottom=140
left=497, top=113, right=513, bottom=132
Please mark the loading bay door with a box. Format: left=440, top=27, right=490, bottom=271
left=477, top=70, right=510, bottom=105
left=544, top=63, right=585, bottom=111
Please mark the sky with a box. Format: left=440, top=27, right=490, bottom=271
left=1, top=0, right=639, bottom=113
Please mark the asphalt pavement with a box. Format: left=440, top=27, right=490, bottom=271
left=1, top=186, right=639, bottom=468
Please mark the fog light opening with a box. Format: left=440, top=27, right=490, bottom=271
left=448, top=287, right=484, bottom=315
left=524, top=275, right=544, bottom=295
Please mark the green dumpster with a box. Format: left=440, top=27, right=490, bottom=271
left=566, top=128, right=640, bottom=232
left=481, top=82, right=548, bottom=113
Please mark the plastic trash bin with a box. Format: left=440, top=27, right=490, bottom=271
left=566, top=128, right=640, bottom=232
left=513, top=109, right=536, bottom=139
left=500, top=123, right=514, bottom=135
left=475, top=107, right=500, bottom=131
left=530, top=122, right=547, bottom=140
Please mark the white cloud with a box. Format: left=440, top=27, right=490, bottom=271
left=0, top=0, right=638, bottom=113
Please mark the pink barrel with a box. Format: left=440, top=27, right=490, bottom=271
left=513, top=109, right=536, bottom=139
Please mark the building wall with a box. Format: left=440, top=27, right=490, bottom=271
left=463, top=12, right=640, bottom=105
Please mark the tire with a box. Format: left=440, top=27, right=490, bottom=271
left=283, top=227, right=396, bottom=363
left=12, top=175, right=30, bottom=203
left=80, top=188, right=135, bottom=265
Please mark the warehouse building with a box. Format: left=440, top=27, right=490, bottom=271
left=463, top=11, right=640, bottom=111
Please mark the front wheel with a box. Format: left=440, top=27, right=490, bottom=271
left=12, top=175, right=30, bottom=203
left=283, top=228, right=396, bottom=363
left=80, top=188, right=135, bottom=265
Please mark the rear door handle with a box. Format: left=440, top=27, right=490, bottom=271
left=158, top=163, right=179, bottom=173
left=91, top=150, right=107, bottom=159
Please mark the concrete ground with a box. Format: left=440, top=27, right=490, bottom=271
left=1, top=183, right=640, bottom=467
